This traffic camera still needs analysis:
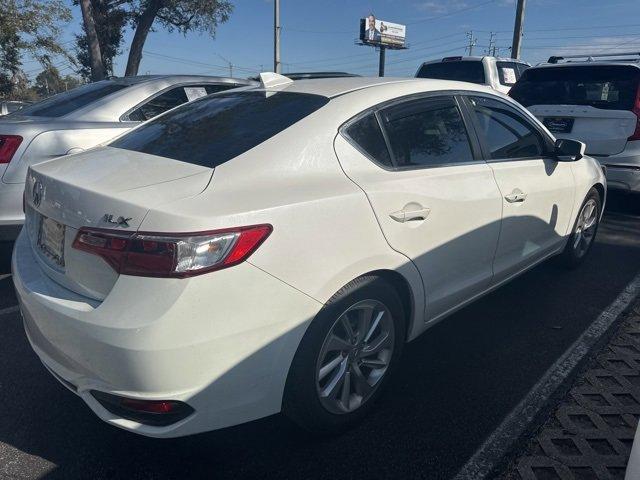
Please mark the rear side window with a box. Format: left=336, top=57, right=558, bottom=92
left=379, top=97, right=474, bottom=168
left=111, top=91, right=329, bottom=167
left=20, top=81, right=128, bottom=117
left=470, top=96, right=546, bottom=159
left=496, top=61, right=521, bottom=86
left=509, top=65, right=640, bottom=110
left=127, top=84, right=240, bottom=122
left=416, top=61, right=486, bottom=84
left=344, top=113, right=392, bottom=167
left=128, top=87, right=189, bottom=122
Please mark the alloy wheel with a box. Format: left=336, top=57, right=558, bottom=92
left=315, top=299, right=395, bottom=414
left=573, top=198, right=598, bottom=258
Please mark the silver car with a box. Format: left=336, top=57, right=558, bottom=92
left=0, top=75, right=256, bottom=240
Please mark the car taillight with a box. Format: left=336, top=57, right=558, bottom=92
left=629, top=84, right=640, bottom=141
left=0, top=135, right=22, bottom=164
left=72, top=224, right=272, bottom=278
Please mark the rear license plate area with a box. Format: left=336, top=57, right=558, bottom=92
left=543, top=117, right=575, bottom=133
left=37, top=215, right=65, bottom=267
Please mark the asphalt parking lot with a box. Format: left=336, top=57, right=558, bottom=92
left=0, top=193, right=639, bottom=480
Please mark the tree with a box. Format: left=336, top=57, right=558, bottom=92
left=123, top=0, right=235, bottom=77
left=74, top=0, right=128, bottom=81
left=78, top=0, right=106, bottom=81
left=34, top=65, right=81, bottom=97
left=0, top=0, right=72, bottom=97
left=76, top=0, right=233, bottom=79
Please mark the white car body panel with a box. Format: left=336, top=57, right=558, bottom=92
left=528, top=105, right=637, bottom=156
left=12, top=77, right=606, bottom=437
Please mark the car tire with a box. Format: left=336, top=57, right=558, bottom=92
left=283, top=275, right=406, bottom=435
left=557, top=187, right=602, bottom=269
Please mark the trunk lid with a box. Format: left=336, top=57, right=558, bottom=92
left=25, top=146, right=213, bottom=300
left=528, top=104, right=636, bottom=155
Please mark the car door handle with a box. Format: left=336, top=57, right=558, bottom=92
left=389, top=206, right=431, bottom=223
left=504, top=192, right=527, bottom=203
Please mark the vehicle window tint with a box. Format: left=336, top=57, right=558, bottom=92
left=516, top=63, right=529, bottom=77
left=205, top=84, right=238, bottom=95
left=470, top=96, right=545, bottom=159
left=111, top=91, right=329, bottom=167
left=128, top=87, right=189, bottom=122
left=509, top=65, right=640, bottom=110
left=344, top=113, right=392, bottom=167
left=416, top=61, right=486, bottom=84
left=496, top=61, right=521, bottom=86
left=19, top=81, right=128, bottom=117
left=380, top=98, right=474, bottom=168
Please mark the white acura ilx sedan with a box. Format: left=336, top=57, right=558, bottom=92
left=13, top=74, right=605, bottom=437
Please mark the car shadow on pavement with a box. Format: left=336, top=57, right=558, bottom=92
left=0, top=193, right=638, bottom=480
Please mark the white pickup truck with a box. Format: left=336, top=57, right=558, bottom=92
left=416, top=56, right=530, bottom=94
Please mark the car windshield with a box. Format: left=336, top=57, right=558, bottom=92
left=510, top=65, right=640, bottom=110
left=416, top=61, right=486, bottom=84
left=18, top=81, right=129, bottom=117
left=111, top=91, right=330, bottom=167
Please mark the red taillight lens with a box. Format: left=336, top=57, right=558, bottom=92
left=0, top=135, right=22, bottom=164
left=72, top=224, right=272, bottom=278
left=629, top=85, right=640, bottom=141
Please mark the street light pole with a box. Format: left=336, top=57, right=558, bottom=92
left=274, top=0, right=281, bottom=73
left=511, top=0, right=526, bottom=59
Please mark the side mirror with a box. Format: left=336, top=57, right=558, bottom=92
left=554, top=138, right=585, bottom=162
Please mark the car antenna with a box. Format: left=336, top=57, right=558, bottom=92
left=259, top=72, right=293, bottom=89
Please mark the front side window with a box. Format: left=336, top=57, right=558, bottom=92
left=344, top=113, right=392, bottom=168
left=379, top=97, right=474, bottom=168
left=470, top=96, right=546, bottom=160
left=111, top=91, right=329, bottom=167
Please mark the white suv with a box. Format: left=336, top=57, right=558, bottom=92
left=416, top=56, right=530, bottom=94
left=510, top=52, right=640, bottom=194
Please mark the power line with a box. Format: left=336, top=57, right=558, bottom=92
left=407, top=0, right=498, bottom=25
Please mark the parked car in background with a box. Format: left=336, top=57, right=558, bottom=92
left=14, top=74, right=605, bottom=438
left=0, top=100, right=30, bottom=116
left=0, top=75, right=256, bottom=241
left=416, top=56, right=530, bottom=94
left=509, top=52, right=640, bottom=194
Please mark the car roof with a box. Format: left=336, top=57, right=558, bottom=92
left=419, top=56, right=531, bottom=66
left=255, top=76, right=497, bottom=98
left=111, top=75, right=256, bottom=86
left=532, top=60, right=640, bottom=69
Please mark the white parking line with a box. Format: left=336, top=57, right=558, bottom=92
left=0, top=305, right=19, bottom=316
left=454, top=271, right=640, bottom=480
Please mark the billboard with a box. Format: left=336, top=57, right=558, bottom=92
left=359, top=16, right=406, bottom=48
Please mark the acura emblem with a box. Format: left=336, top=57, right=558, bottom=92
left=32, top=181, right=44, bottom=207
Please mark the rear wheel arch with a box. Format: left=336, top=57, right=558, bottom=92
left=353, top=269, right=414, bottom=343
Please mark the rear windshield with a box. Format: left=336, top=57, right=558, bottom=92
left=416, top=61, right=486, bottom=84
left=510, top=65, right=640, bottom=110
left=111, top=91, right=329, bottom=166
left=19, top=81, right=129, bottom=117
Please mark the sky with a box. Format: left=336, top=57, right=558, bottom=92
left=20, top=0, right=640, bottom=80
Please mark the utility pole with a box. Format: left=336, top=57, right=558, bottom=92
left=274, top=0, right=281, bottom=73
left=511, top=0, right=526, bottom=59
left=378, top=46, right=386, bottom=77
left=466, top=31, right=477, bottom=56
left=487, top=32, right=497, bottom=56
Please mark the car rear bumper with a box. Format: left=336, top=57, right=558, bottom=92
left=0, top=181, right=25, bottom=240
left=594, top=141, right=640, bottom=193
left=12, top=229, right=322, bottom=437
